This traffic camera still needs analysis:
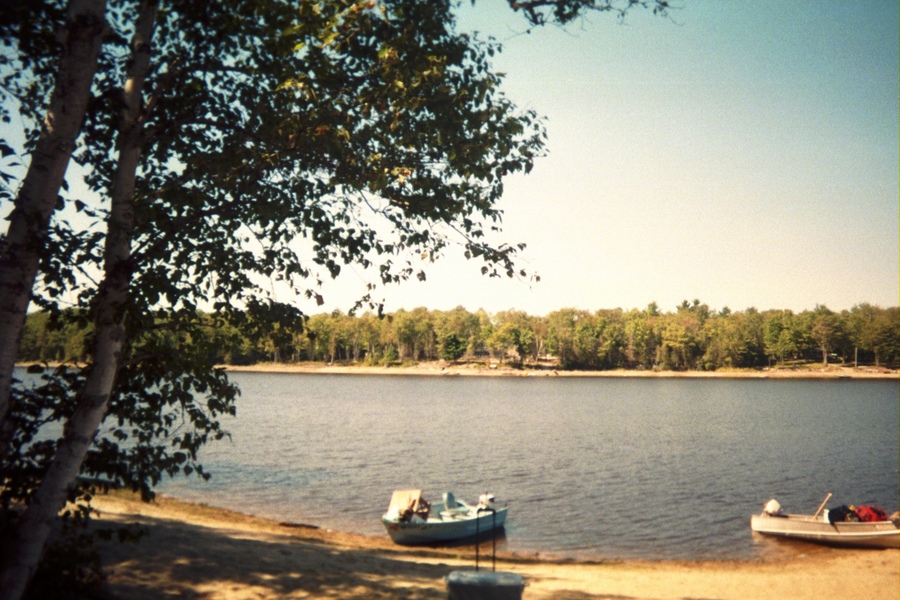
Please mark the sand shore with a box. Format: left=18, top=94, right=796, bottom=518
left=220, top=361, right=898, bottom=379
left=89, top=492, right=899, bottom=600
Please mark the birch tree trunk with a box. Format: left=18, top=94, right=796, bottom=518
left=0, top=0, right=108, bottom=454
left=0, top=3, right=158, bottom=597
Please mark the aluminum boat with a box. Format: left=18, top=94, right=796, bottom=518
left=382, top=489, right=507, bottom=545
left=750, top=497, right=899, bottom=549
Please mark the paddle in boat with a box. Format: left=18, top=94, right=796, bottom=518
left=382, top=489, right=507, bottom=545
left=750, top=494, right=900, bottom=549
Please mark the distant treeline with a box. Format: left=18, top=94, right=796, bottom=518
left=19, top=301, right=899, bottom=371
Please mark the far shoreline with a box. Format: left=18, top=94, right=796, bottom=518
left=219, top=361, right=899, bottom=380
left=17, top=360, right=897, bottom=380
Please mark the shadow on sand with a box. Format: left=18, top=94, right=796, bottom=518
left=93, top=513, right=460, bottom=599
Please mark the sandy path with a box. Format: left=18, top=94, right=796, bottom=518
left=89, top=493, right=899, bottom=600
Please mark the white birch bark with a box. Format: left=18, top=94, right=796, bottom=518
left=0, top=3, right=158, bottom=598
left=0, top=0, right=108, bottom=453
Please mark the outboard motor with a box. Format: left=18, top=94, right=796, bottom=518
left=763, top=499, right=782, bottom=516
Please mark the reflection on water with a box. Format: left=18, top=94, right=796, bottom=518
left=145, top=374, right=899, bottom=561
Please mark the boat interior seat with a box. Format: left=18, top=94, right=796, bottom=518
left=441, top=492, right=469, bottom=518
left=443, top=492, right=458, bottom=510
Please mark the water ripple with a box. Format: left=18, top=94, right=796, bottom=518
left=156, top=375, right=899, bottom=561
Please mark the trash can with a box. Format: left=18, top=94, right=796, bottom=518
left=446, top=570, right=525, bottom=600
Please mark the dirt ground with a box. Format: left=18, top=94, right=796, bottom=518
left=89, top=492, right=899, bottom=600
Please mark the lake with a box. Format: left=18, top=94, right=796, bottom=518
left=153, top=373, right=899, bottom=561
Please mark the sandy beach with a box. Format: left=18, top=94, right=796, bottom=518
left=88, top=492, right=899, bottom=600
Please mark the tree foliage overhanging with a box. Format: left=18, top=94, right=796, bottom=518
left=2, top=0, right=544, bottom=485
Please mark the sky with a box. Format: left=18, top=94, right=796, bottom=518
left=3, top=1, right=897, bottom=318
left=317, top=0, right=899, bottom=316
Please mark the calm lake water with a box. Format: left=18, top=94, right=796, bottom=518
left=150, top=373, right=899, bottom=561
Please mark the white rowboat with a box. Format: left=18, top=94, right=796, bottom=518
left=382, top=489, right=507, bottom=545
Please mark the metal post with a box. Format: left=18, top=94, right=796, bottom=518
left=492, top=509, right=496, bottom=572
left=475, top=512, right=480, bottom=571
left=475, top=506, right=496, bottom=572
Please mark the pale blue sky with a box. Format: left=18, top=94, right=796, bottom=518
left=4, top=1, right=897, bottom=317
left=324, top=0, right=899, bottom=316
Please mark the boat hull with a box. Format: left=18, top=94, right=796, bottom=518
left=751, top=513, right=900, bottom=549
left=383, top=506, right=508, bottom=545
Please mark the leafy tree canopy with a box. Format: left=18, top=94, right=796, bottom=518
left=1, top=0, right=548, bottom=492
